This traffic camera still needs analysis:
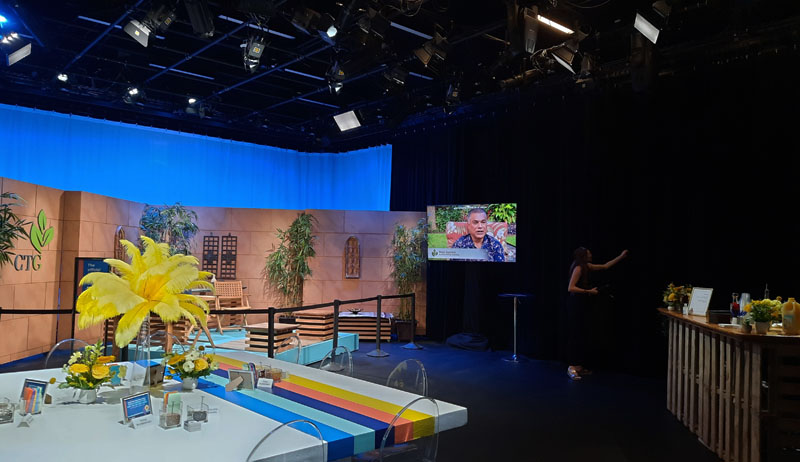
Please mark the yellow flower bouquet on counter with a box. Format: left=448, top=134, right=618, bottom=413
left=59, top=341, right=118, bottom=390
left=663, top=283, right=692, bottom=310
left=162, top=346, right=218, bottom=390
left=745, top=298, right=783, bottom=323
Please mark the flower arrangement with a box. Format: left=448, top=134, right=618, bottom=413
left=744, top=298, right=783, bottom=323
left=663, top=283, right=692, bottom=309
left=162, top=346, right=218, bottom=380
left=59, top=341, right=118, bottom=390
left=75, top=237, right=214, bottom=347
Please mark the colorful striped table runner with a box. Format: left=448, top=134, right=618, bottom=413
left=197, top=354, right=436, bottom=461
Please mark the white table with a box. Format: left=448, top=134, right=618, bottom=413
left=0, top=351, right=467, bottom=461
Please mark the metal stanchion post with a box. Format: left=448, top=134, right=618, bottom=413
left=268, top=307, right=275, bottom=358
left=402, top=293, right=422, bottom=350
left=367, top=295, right=389, bottom=357
left=323, top=300, right=345, bottom=372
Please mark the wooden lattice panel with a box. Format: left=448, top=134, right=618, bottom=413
left=114, top=227, right=126, bottom=261
left=345, top=236, right=360, bottom=279
left=220, top=234, right=238, bottom=280
left=202, top=235, right=220, bottom=278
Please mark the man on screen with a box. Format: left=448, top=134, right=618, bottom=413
left=451, top=208, right=506, bottom=262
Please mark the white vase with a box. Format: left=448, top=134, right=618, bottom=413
left=755, top=321, right=770, bottom=335
left=78, top=389, right=97, bottom=404
left=182, top=377, right=198, bottom=390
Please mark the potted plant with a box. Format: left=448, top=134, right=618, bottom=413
left=0, top=192, right=30, bottom=272
left=163, top=345, right=218, bottom=390
left=389, top=218, right=428, bottom=341
left=663, top=283, right=692, bottom=311
left=264, top=213, right=316, bottom=323
left=139, top=203, right=199, bottom=255
left=54, top=341, right=118, bottom=404
left=746, top=298, right=782, bottom=334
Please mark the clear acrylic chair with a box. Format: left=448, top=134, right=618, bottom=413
left=276, top=334, right=302, bottom=364
left=246, top=419, right=326, bottom=462
left=44, top=339, right=91, bottom=369
left=319, top=345, right=353, bottom=376
left=386, top=359, right=428, bottom=396
left=148, top=330, right=188, bottom=361
left=354, top=397, right=440, bottom=462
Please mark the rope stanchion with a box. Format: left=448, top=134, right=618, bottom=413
left=332, top=300, right=340, bottom=351
left=402, top=293, right=422, bottom=350
left=367, top=295, right=389, bottom=358
left=268, top=307, right=276, bottom=358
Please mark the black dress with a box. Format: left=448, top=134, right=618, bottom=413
left=566, top=267, right=593, bottom=366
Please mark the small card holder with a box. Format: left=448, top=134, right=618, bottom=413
left=0, top=398, right=15, bottom=425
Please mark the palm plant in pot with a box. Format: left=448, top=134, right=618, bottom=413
left=264, top=213, right=316, bottom=323
left=389, top=219, right=428, bottom=341
left=0, top=192, right=29, bottom=274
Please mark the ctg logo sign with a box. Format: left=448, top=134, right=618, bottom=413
left=14, top=210, right=54, bottom=271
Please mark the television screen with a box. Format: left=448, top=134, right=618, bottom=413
left=426, top=203, right=517, bottom=262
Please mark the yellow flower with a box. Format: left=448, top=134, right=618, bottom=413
left=744, top=303, right=752, bottom=312
left=69, top=363, right=89, bottom=375
left=168, top=354, right=185, bottom=366
left=165, top=375, right=173, bottom=380
left=91, top=364, right=110, bottom=379
left=668, top=293, right=677, bottom=301
left=97, top=355, right=115, bottom=364
left=194, top=358, right=209, bottom=371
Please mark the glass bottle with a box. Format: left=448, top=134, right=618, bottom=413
left=730, top=293, right=740, bottom=318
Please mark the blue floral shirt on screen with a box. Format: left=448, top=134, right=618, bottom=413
left=452, top=234, right=506, bottom=262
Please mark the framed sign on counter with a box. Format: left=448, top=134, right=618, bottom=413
left=688, top=287, right=714, bottom=316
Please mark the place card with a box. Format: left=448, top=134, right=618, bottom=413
left=688, top=287, right=713, bottom=316
left=122, top=392, right=152, bottom=427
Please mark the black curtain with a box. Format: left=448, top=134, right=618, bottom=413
left=389, top=52, right=800, bottom=376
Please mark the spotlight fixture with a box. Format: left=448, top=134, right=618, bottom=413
left=333, top=110, right=360, bottom=132
left=414, top=32, right=448, bottom=75
left=123, top=86, right=143, bottom=105
left=0, top=15, right=7, bottom=23
left=124, top=3, right=177, bottom=47
left=326, top=60, right=346, bottom=95
left=290, top=8, right=321, bottom=35
left=56, top=73, right=68, bottom=82
left=523, top=7, right=540, bottom=54
left=634, top=12, right=660, bottom=44
left=0, top=31, right=31, bottom=66
left=551, top=44, right=577, bottom=74
left=242, top=35, right=266, bottom=73
left=184, top=0, right=215, bottom=38
left=445, top=82, right=461, bottom=106
left=185, top=98, right=206, bottom=117
left=188, top=97, right=197, bottom=104
left=383, top=66, right=408, bottom=87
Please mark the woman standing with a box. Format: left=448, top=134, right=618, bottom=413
left=566, top=247, right=628, bottom=380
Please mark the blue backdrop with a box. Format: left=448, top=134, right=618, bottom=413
left=0, top=104, right=391, bottom=210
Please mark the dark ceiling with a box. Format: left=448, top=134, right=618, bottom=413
left=0, top=0, right=798, bottom=151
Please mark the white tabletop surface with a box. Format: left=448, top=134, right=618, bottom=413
left=0, top=350, right=467, bottom=461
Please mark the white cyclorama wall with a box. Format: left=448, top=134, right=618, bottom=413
left=0, top=103, right=392, bottom=211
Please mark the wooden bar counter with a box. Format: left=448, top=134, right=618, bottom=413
left=659, top=308, right=800, bottom=462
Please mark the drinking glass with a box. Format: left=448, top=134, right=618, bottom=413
left=731, top=293, right=740, bottom=318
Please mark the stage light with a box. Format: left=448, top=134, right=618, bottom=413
left=327, top=60, right=346, bottom=95
left=383, top=66, right=408, bottom=87
left=634, top=12, right=660, bottom=44
left=124, top=3, right=176, bottom=47
left=188, top=97, right=197, bottom=104
left=184, top=0, right=215, bottom=38
left=326, top=25, right=337, bottom=38
left=1, top=31, right=31, bottom=66
left=333, top=110, right=360, bottom=131
left=57, top=73, right=68, bottom=82
left=537, top=15, right=573, bottom=35
left=0, top=15, right=7, bottom=23
left=414, top=32, right=448, bottom=75
left=123, top=86, right=143, bottom=105
left=124, top=19, right=152, bottom=47
left=242, top=36, right=266, bottom=73
left=291, top=8, right=320, bottom=35
left=445, top=82, right=461, bottom=106
left=523, top=7, right=539, bottom=53
left=551, top=45, right=576, bottom=74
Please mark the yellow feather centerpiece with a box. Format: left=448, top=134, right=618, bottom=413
left=76, top=236, right=214, bottom=347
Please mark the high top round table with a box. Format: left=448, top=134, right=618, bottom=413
left=498, top=293, right=534, bottom=362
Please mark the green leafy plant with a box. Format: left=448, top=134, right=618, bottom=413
left=30, top=210, right=54, bottom=254
left=139, top=203, right=199, bottom=255
left=434, top=206, right=466, bottom=232
left=486, top=203, right=517, bottom=224
left=747, top=298, right=782, bottom=323
left=0, top=192, right=30, bottom=269
left=390, top=218, right=428, bottom=320
left=264, top=213, right=317, bottom=308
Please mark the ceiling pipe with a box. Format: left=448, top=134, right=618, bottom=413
left=145, top=21, right=251, bottom=84
left=62, top=0, right=147, bottom=71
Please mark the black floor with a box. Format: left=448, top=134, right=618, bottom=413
left=0, top=342, right=720, bottom=462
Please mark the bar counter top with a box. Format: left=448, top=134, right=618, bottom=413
left=658, top=308, right=800, bottom=344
